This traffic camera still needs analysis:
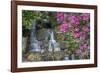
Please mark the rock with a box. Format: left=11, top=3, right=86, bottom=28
left=42, top=52, right=53, bottom=61
left=59, top=41, right=68, bottom=50
left=26, top=52, right=42, bottom=61
left=55, top=32, right=65, bottom=42
left=54, top=51, right=64, bottom=60
left=36, top=29, right=49, bottom=41
left=22, top=37, right=28, bottom=53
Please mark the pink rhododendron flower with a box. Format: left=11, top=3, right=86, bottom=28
left=69, top=15, right=80, bottom=26
left=56, top=12, right=64, bottom=23
left=79, top=31, right=86, bottom=40
left=56, top=12, right=63, bottom=17
left=79, top=45, right=84, bottom=49
left=75, top=49, right=82, bottom=55
left=82, top=25, right=90, bottom=32
left=64, top=13, right=69, bottom=18
left=57, top=16, right=64, bottom=23
left=80, top=13, right=90, bottom=20
left=79, top=44, right=88, bottom=50
left=59, top=21, right=69, bottom=33
left=83, top=44, right=88, bottom=48
left=74, top=28, right=80, bottom=32
left=72, top=32, right=80, bottom=38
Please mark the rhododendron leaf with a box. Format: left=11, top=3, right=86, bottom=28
left=80, top=20, right=84, bottom=25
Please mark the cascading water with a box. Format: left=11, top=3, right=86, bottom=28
left=48, top=30, right=60, bottom=52
left=29, top=21, right=41, bottom=52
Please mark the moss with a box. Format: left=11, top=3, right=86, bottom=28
left=53, top=51, right=64, bottom=60
left=26, top=52, right=42, bottom=61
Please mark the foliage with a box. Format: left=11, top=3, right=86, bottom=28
left=22, top=10, right=57, bottom=29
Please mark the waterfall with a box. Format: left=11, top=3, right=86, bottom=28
left=48, top=30, right=60, bottom=52
left=29, top=21, right=41, bottom=52
left=50, top=31, right=56, bottom=44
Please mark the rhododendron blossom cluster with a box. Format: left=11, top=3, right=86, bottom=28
left=56, top=12, right=90, bottom=59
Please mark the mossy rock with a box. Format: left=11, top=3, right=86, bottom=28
left=26, top=52, right=42, bottom=61
left=42, top=51, right=64, bottom=61
left=53, top=51, right=64, bottom=60
left=22, top=37, right=28, bottom=53
left=55, top=33, right=65, bottom=42
left=36, top=29, right=48, bottom=41
left=42, top=52, right=54, bottom=61
left=59, top=41, right=69, bottom=50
